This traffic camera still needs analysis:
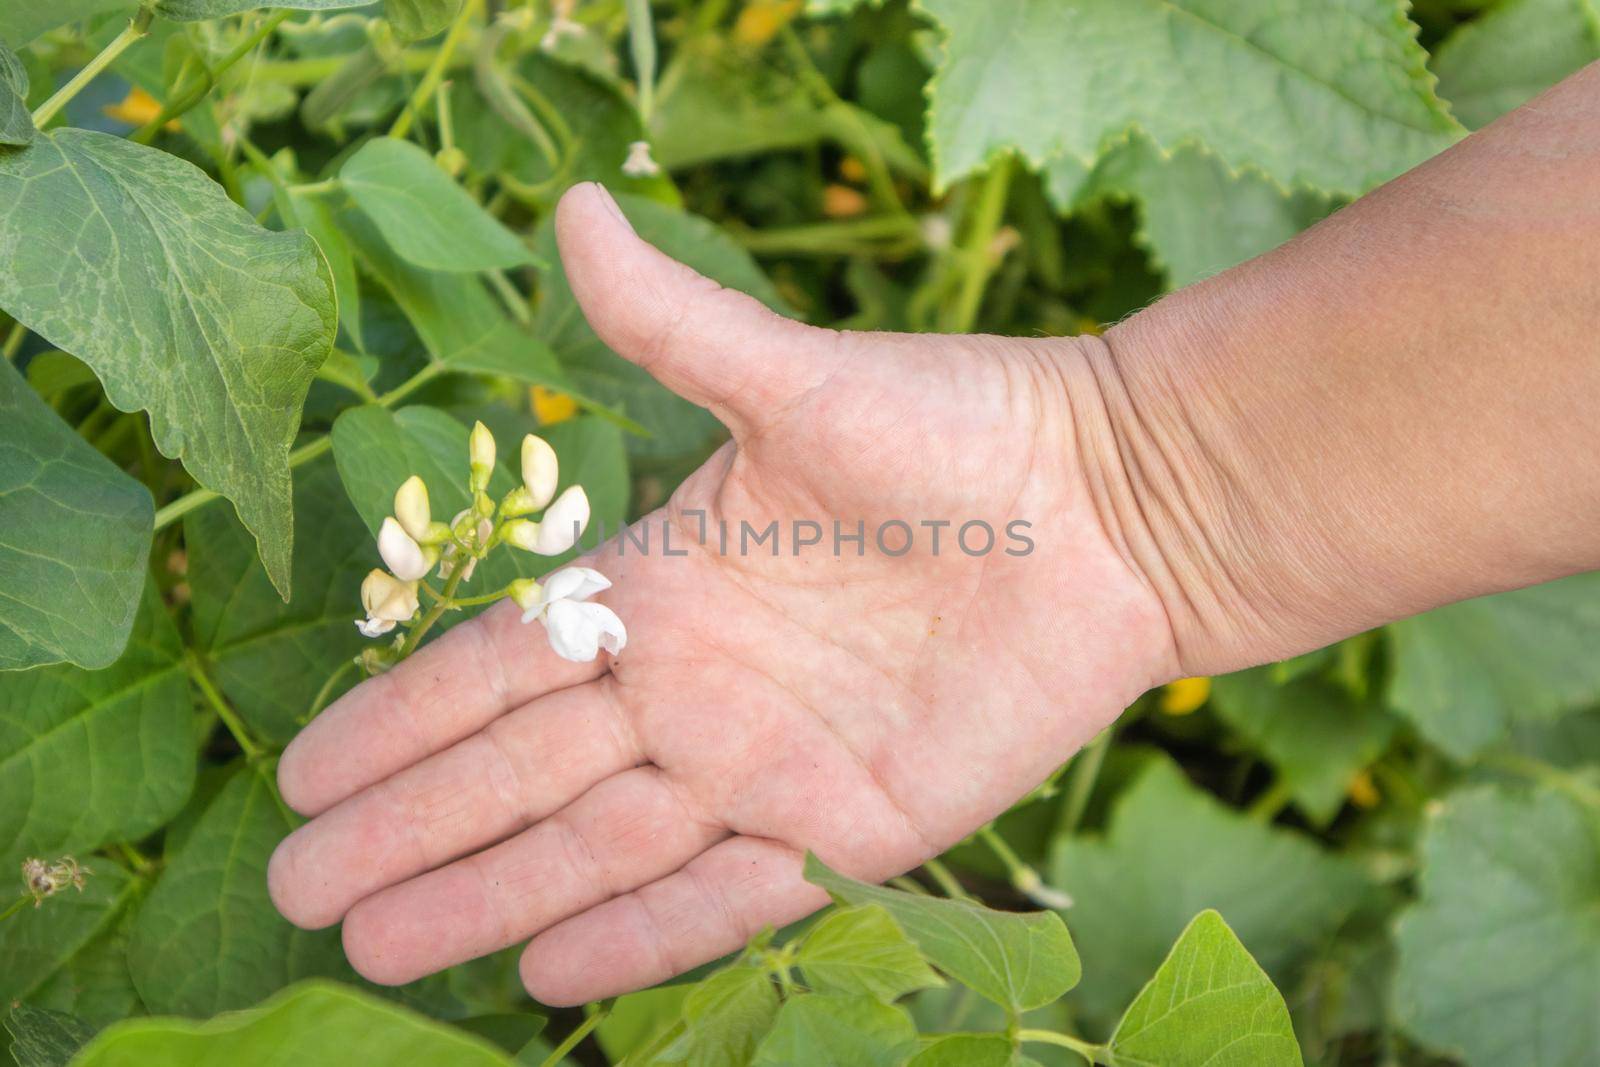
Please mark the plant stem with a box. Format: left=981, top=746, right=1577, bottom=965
left=1017, top=1029, right=1110, bottom=1064
left=290, top=178, right=343, bottom=197
left=398, top=563, right=471, bottom=658
left=34, top=7, right=156, bottom=128
left=734, top=216, right=922, bottom=256
left=624, top=0, right=656, bottom=123
left=922, top=857, right=969, bottom=900
left=1484, top=752, right=1600, bottom=810
left=113, top=841, right=154, bottom=874
left=538, top=1004, right=609, bottom=1067
left=302, top=658, right=359, bottom=725
left=1057, top=729, right=1111, bottom=837
left=392, top=0, right=483, bottom=139
left=2, top=321, right=25, bottom=361
left=185, top=651, right=267, bottom=761
left=0, top=895, right=31, bottom=923
left=486, top=269, right=533, bottom=327
left=1247, top=778, right=1294, bottom=822
left=134, top=9, right=292, bottom=142
left=151, top=361, right=442, bottom=530
left=942, top=154, right=1015, bottom=333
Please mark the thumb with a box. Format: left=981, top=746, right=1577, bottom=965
left=554, top=182, right=835, bottom=437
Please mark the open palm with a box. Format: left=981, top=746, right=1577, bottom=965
left=268, top=183, right=1178, bottom=1006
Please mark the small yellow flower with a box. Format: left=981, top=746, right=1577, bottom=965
left=1159, top=676, right=1211, bottom=715
left=733, top=0, right=802, bottom=46
left=104, top=87, right=176, bottom=130
left=823, top=184, right=869, bottom=218
left=532, top=386, right=578, bottom=425
left=838, top=155, right=868, bottom=184
left=1347, top=769, right=1380, bottom=809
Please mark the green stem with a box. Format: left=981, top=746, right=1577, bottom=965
left=185, top=651, right=267, bottom=761
left=113, top=841, right=154, bottom=874
left=734, top=216, right=921, bottom=256
left=392, top=0, right=482, bottom=139
left=1484, top=752, right=1600, bottom=810
left=302, top=658, right=359, bottom=725
left=427, top=584, right=512, bottom=610
left=1247, top=778, right=1294, bottom=822
left=398, top=562, right=471, bottom=658
left=1017, top=1029, right=1110, bottom=1064
left=290, top=178, right=343, bottom=197
left=33, top=6, right=156, bottom=128
left=922, top=857, right=969, bottom=900
left=538, top=1004, right=609, bottom=1067
left=942, top=154, right=1015, bottom=333
left=624, top=0, right=656, bottom=123
left=133, top=9, right=292, bottom=142
left=0, top=895, right=31, bottom=923
left=1058, top=729, right=1111, bottom=837
left=3, top=321, right=25, bottom=361
left=151, top=361, right=442, bottom=531
left=486, top=269, right=532, bottom=327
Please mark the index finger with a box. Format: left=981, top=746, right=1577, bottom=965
left=277, top=597, right=606, bottom=816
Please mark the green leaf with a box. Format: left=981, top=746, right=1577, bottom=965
left=186, top=458, right=371, bottom=745
left=0, top=581, right=193, bottom=870
left=3, top=1003, right=96, bottom=1067
left=533, top=194, right=790, bottom=458
left=803, top=854, right=1080, bottom=1013
left=906, top=1034, right=1016, bottom=1067
left=750, top=994, right=918, bottom=1067
left=0, top=36, right=33, bottom=146
left=1075, top=137, right=1333, bottom=289
left=154, top=0, right=369, bottom=20
left=1108, top=910, right=1303, bottom=1066
left=0, top=130, right=337, bottom=599
left=916, top=0, right=1461, bottom=195
left=0, top=861, right=136, bottom=1008
left=341, top=139, right=537, bottom=273
left=1433, top=0, right=1600, bottom=129
left=1393, top=784, right=1600, bottom=1066
left=385, top=0, right=462, bottom=41
left=0, top=1, right=131, bottom=47
left=644, top=964, right=780, bottom=1067
left=1048, top=756, right=1370, bottom=1034
left=596, top=985, right=691, bottom=1063
left=0, top=358, right=152, bottom=671
left=795, top=905, right=945, bottom=1002
left=128, top=764, right=351, bottom=1016
left=1385, top=573, right=1600, bottom=760
left=25, top=905, right=144, bottom=1028
left=273, top=179, right=365, bottom=355
left=72, top=980, right=517, bottom=1066
left=1211, top=667, right=1397, bottom=824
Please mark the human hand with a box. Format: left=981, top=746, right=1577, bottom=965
left=267, top=182, right=1179, bottom=1006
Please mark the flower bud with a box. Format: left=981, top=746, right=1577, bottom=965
left=521, top=434, right=559, bottom=511
left=469, top=421, right=496, bottom=492
left=394, top=475, right=431, bottom=541
left=508, top=578, right=542, bottom=612
left=502, top=518, right=540, bottom=552
left=378, top=517, right=431, bottom=581
left=435, top=146, right=467, bottom=177
left=419, top=520, right=453, bottom=546
left=501, top=485, right=536, bottom=518
left=532, top=485, right=589, bottom=555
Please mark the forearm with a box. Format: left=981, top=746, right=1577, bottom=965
left=1071, top=62, right=1600, bottom=675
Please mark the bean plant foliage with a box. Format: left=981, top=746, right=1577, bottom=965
left=0, top=1, right=1595, bottom=1066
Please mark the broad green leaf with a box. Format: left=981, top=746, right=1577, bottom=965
left=26, top=906, right=144, bottom=1028
left=596, top=985, right=691, bottom=1063
left=128, top=764, right=351, bottom=1016
left=72, top=980, right=516, bottom=1066
left=1211, top=667, right=1397, bottom=824
left=750, top=994, right=918, bottom=1067
left=1048, top=757, right=1370, bottom=1034
left=1433, top=0, right=1600, bottom=129
left=803, top=854, right=1080, bottom=1013
left=0, top=130, right=337, bottom=599
left=338, top=206, right=575, bottom=393
left=0, top=358, right=152, bottom=671
left=0, top=37, right=33, bottom=146
left=795, top=905, right=945, bottom=1002
left=917, top=0, right=1461, bottom=195
left=1393, top=784, right=1600, bottom=1066
left=155, top=0, right=369, bottom=19
left=186, top=459, right=371, bottom=745
left=0, top=582, right=194, bottom=869
left=645, top=964, right=780, bottom=1067
left=3, top=1004, right=96, bottom=1067
left=385, top=0, right=462, bottom=41
left=1109, top=910, right=1303, bottom=1066
left=906, top=1034, right=1015, bottom=1067
left=0, top=1, right=131, bottom=47
left=533, top=194, right=790, bottom=458
left=273, top=178, right=365, bottom=354
left=0, top=862, right=135, bottom=1006
left=341, top=139, right=537, bottom=273
left=1076, top=137, right=1333, bottom=289
left=1385, top=573, right=1600, bottom=760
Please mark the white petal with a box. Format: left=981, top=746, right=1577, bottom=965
left=356, top=616, right=396, bottom=638
left=540, top=566, right=611, bottom=606
left=533, top=485, right=590, bottom=555
left=584, top=601, right=627, bottom=655
left=521, top=434, right=560, bottom=511
left=378, top=518, right=431, bottom=581
left=542, top=598, right=600, bottom=662
left=394, top=476, right=431, bottom=541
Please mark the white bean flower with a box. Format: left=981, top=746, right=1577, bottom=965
left=357, top=569, right=420, bottom=637
left=504, top=485, right=591, bottom=556
left=512, top=567, right=626, bottom=662
left=622, top=140, right=660, bottom=178
left=378, top=517, right=433, bottom=581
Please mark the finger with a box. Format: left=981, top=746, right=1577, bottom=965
left=340, top=766, right=726, bottom=986
left=519, top=836, right=828, bottom=1006
left=555, top=181, right=842, bottom=437
left=278, top=597, right=606, bottom=816
left=268, top=678, right=645, bottom=929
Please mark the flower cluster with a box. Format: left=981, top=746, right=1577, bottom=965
left=354, top=422, right=625, bottom=665
left=22, top=856, right=90, bottom=907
